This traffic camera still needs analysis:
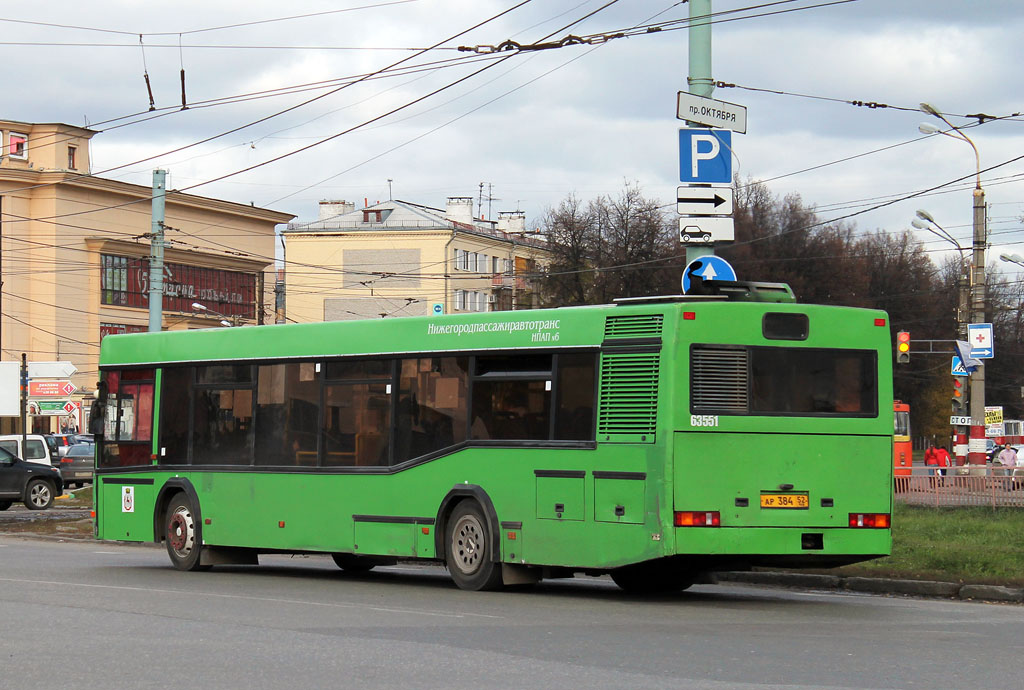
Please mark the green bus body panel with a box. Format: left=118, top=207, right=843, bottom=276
left=95, top=299, right=894, bottom=572
left=96, top=447, right=668, bottom=570
left=99, top=309, right=604, bottom=366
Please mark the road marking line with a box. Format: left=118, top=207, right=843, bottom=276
left=0, top=576, right=502, bottom=619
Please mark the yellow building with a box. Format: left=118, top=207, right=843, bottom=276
left=282, top=197, right=549, bottom=322
left=0, top=119, right=293, bottom=432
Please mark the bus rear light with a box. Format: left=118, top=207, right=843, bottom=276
left=874, top=318, right=886, bottom=326
left=683, top=311, right=696, bottom=320
left=674, top=511, right=720, bottom=527
left=849, top=513, right=890, bottom=528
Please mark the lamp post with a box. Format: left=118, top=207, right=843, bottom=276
left=191, top=302, right=239, bottom=327
left=911, top=210, right=969, bottom=339
left=920, top=102, right=987, bottom=466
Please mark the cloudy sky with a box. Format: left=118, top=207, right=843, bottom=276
left=4, top=0, right=1023, bottom=274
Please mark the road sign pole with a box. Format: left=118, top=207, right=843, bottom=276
left=687, top=0, right=713, bottom=102
left=20, top=353, right=27, bottom=443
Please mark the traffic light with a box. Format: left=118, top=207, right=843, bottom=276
left=951, top=377, right=967, bottom=413
left=896, top=331, right=911, bottom=364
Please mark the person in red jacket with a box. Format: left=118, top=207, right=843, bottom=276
left=924, top=444, right=939, bottom=485
left=934, top=446, right=952, bottom=485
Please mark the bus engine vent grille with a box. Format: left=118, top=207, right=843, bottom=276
left=604, top=314, right=664, bottom=340
left=691, top=348, right=749, bottom=412
left=598, top=352, right=660, bottom=443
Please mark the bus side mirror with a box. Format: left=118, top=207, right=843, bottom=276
left=89, top=399, right=105, bottom=436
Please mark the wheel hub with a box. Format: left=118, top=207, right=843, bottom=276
left=167, top=510, right=193, bottom=554
left=452, top=515, right=483, bottom=574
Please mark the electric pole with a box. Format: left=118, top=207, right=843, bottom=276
left=148, top=170, right=167, bottom=333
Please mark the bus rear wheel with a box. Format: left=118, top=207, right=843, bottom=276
left=331, top=554, right=381, bottom=572
left=610, top=561, right=695, bottom=594
left=445, top=501, right=502, bottom=591
left=165, top=495, right=209, bottom=571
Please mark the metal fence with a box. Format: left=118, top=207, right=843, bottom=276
left=895, top=467, right=1024, bottom=508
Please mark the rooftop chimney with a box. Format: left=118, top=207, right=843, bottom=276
left=319, top=200, right=355, bottom=221
left=497, top=210, right=526, bottom=235
left=445, top=197, right=475, bottom=225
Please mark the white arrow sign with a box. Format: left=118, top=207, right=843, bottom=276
left=27, top=361, right=78, bottom=378
left=676, top=186, right=733, bottom=216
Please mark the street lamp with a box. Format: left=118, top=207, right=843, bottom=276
left=911, top=210, right=969, bottom=339
left=920, top=101, right=988, bottom=466
left=191, top=302, right=238, bottom=327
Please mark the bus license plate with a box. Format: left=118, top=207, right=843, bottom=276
left=760, top=493, right=809, bottom=509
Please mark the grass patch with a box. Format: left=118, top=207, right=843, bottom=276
left=57, top=485, right=93, bottom=509
left=821, top=502, right=1024, bottom=586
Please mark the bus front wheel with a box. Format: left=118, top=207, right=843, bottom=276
left=445, top=501, right=502, bottom=591
left=165, top=495, right=209, bottom=571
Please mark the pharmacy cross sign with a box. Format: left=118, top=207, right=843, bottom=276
left=968, top=323, right=994, bottom=359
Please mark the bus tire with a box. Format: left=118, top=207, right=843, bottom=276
left=610, top=561, right=694, bottom=594
left=165, top=494, right=209, bottom=571
left=25, top=479, right=55, bottom=510
left=445, top=501, right=503, bottom=591
left=331, top=554, right=379, bottom=572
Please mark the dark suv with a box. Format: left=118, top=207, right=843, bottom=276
left=0, top=446, right=63, bottom=510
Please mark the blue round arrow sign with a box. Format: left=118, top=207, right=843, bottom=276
left=682, top=255, right=737, bottom=293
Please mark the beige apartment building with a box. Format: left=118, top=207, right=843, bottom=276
left=0, top=119, right=293, bottom=432
left=282, top=197, right=550, bottom=323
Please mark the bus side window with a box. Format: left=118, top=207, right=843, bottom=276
left=555, top=353, right=596, bottom=440
left=471, top=354, right=552, bottom=441
left=395, top=357, right=468, bottom=463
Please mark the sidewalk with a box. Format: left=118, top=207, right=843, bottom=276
left=715, top=570, right=1024, bottom=604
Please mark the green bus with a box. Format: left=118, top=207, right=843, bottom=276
left=93, top=290, right=893, bottom=591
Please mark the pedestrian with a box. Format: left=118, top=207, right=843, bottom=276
left=924, top=443, right=939, bottom=485
left=935, top=445, right=952, bottom=485
left=996, top=443, right=1017, bottom=479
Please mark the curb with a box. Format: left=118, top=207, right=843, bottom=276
left=715, top=571, right=1024, bottom=604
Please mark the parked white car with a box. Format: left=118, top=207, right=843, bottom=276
left=0, top=434, right=55, bottom=466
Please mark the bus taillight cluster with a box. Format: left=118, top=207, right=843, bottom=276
left=674, top=511, right=721, bottom=527
left=848, top=513, right=890, bottom=528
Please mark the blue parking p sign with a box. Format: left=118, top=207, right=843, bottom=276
left=679, top=128, right=732, bottom=184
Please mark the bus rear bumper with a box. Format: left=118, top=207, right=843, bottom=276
left=675, top=526, right=891, bottom=567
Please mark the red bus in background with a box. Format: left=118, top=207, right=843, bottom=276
left=894, top=401, right=912, bottom=476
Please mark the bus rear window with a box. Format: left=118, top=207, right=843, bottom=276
left=691, top=346, right=877, bottom=417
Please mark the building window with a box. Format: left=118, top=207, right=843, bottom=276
left=455, top=290, right=466, bottom=310
left=8, top=132, right=27, bottom=159
left=99, top=253, right=256, bottom=318
left=67, top=146, right=77, bottom=169
left=102, top=255, right=129, bottom=306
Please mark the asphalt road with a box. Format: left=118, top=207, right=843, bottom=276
left=1, top=536, right=1021, bottom=690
